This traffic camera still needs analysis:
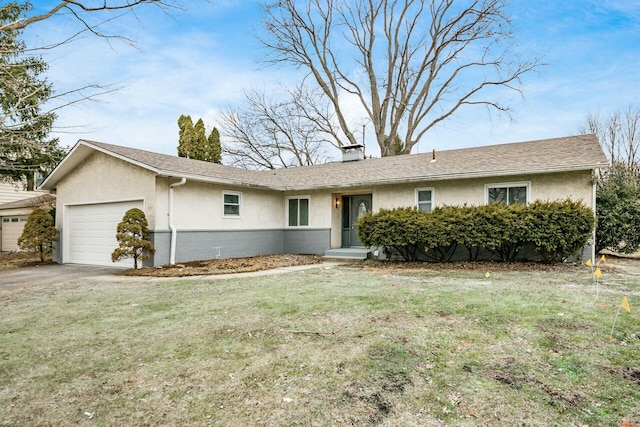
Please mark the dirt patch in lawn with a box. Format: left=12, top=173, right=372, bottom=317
left=119, top=254, right=324, bottom=277
left=0, top=251, right=54, bottom=270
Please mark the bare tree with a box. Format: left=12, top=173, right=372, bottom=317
left=1, top=1, right=177, bottom=32
left=0, top=1, right=179, bottom=188
left=579, top=105, right=640, bottom=168
left=260, top=0, right=541, bottom=156
left=220, top=86, right=337, bottom=169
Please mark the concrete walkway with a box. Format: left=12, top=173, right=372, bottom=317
left=99, top=261, right=344, bottom=282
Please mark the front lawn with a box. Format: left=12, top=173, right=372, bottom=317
left=1, top=260, right=639, bottom=426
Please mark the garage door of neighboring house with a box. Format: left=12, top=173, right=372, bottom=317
left=66, top=200, right=143, bottom=267
left=1, top=216, right=28, bottom=251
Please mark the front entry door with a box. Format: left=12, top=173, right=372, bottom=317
left=341, top=194, right=372, bottom=247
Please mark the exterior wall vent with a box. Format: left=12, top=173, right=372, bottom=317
left=340, top=144, right=365, bottom=162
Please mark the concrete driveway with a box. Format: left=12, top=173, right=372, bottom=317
left=0, top=264, right=127, bottom=288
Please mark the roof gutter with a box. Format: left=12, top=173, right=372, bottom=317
left=169, top=177, right=186, bottom=264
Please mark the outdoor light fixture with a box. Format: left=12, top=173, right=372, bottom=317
left=335, top=198, right=340, bottom=209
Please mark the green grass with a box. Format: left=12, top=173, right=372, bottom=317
left=1, top=261, right=639, bottom=426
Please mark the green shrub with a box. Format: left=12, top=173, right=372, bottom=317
left=357, top=199, right=595, bottom=263
left=526, top=199, right=595, bottom=262
left=479, top=203, right=529, bottom=262
left=357, top=207, right=429, bottom=261
left=112, top=208, right=155, bottom=269
left=18, top=208, right=58, bottom=262
left=596, top=163, right=640, bottom=253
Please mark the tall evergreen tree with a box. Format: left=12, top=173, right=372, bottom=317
left=177, top=114, right=222, bottom=163
left=208, top=127, right=222, bottom=164
left=177, top=114, right=196, bottom=159
left=193, top=118, right=207, bottom=160
left=0, top=2, right=65, bottom=190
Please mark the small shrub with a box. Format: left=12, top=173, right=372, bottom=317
left=18, top=208, right=58, bottom=262
left=111, top=208, right=155, bottom=269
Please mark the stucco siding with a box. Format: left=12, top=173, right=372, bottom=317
left=54, top=152, right=156, bottom=228
left=160, top=179, right=283, bottom=230
left=372, top=170, right=593, bottom=211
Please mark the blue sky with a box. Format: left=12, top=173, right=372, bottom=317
left=23, top=1, right=640, bottom=160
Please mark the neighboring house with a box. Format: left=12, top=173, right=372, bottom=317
left=0, top=182, right=53, bottom=252
left=40, top=134, right=608, bottom=268
left=0, top=193, right=56, bottom=252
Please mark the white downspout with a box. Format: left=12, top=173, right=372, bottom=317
left=169, top=177, right=187, bottom=264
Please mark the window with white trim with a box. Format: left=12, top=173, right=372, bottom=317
left=287, top=196, right=310, bottom=227
left=415, top=188, right=434, bottom=212
left=223, top=191, right=241, bottom=217
left=485, top=183, right=529, bottom=205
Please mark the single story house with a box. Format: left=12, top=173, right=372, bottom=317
left=40, top=134, right=608, bottom=268
left=0, top=191, right=56, bottom=252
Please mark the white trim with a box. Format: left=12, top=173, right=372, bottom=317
left=484, top=181, right=531, bottom=205
left=222, top=190, right=242, bottom=218
left=285, top=195, right=311, bottom=228
left=415, top=187, right=435, bottom=212
left=63, top=197, right=146, bottom=207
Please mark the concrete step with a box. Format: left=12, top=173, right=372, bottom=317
left=324, top=248, right=370, bottom=260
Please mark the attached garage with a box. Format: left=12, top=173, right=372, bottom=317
left=1, top=216, right=28, bottom=251
left=65, top=200, right=143, bottom=267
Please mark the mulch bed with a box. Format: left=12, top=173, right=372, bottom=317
left=119, top=254, right=324, bottom=277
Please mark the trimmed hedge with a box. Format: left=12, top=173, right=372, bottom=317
left=357, top=199, right=594, bottom=263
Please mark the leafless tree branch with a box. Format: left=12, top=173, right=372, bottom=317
left=260, top=0, right=542, bottom=156
left=220, top=86, right=337, bottom=170
left=0, top=1, right=179, bottom=32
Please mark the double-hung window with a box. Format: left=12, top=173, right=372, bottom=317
left=415, top=188, right=434, bottom=212
left=223, top=191, right=241, bottom=217
left=287, top=196, right=309, bottom=227
left=485, top=182, right=529, bottom=205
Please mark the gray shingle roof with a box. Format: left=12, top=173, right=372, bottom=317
left=273, top=134, right=608, bottom=190
left=43, top=135, right=608, bottom=192
left=0, top=193, right=56, bottom=210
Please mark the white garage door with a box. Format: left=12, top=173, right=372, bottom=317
left=1, top=216, right=28, bottom=251
left=67, top=201, right=143, bottom=267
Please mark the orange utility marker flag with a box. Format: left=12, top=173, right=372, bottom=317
left=585, top=259, right=593, bottom=267
left=600, top=254, right=607, bottom=263
left=610, top=296, right=631, bottom=337
left=592, top=264, right=602, bottom=300
left=621, top=296, right=631, bottom=313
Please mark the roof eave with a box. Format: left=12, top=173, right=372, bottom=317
left=155, top=171, right=277, bottom=191
left=40, top=140, right=162, bottom=190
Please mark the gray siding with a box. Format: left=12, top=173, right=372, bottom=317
left=147, top=228, right=330, bottom=266
left=283, top=228, right=331, bottom=255
left=52, top=229, right=62, bottom=264
left=149, top=230, right=171, bottom=266
left=176, top=229, right=283, bottom=262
